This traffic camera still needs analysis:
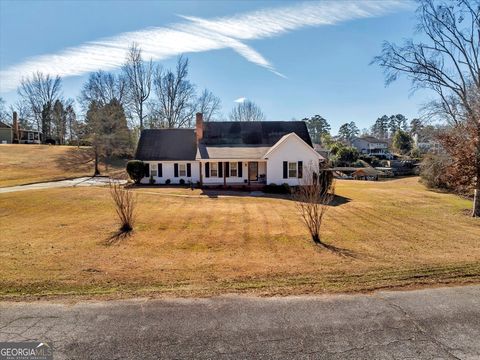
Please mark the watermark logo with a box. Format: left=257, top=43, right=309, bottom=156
left=0, top=342, right=53, bottom=360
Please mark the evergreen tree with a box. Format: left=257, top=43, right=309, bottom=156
left=86, top=99, right=132, bottom=174
left=303, top=114, right=331, bottom=144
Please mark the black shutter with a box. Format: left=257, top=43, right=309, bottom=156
left=238, top=162, right=242, bottom=177
left=144, top=163, right=150, bottom=178
left=158, top=163, right=162, bottom=177
left=298, top=161, right=303, bottom=178
left=174, top=163, right=178, bottom=177
left=283, top=161, right=288, bottom=179
left=225, top=162, right=230, bottom=177
left=205, top=162, right=210, bottom=178
left=187, top=163, right=191, bottom=177
left=218, top=162, right=223, bottom=178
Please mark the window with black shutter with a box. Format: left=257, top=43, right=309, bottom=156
left=238, top=162, right=243, bottom=177
left=218, top=162, right=223, bottom=177
left=225, top=162, right=230, bottom=177
left=174, top=163, right=179, bottom=177
left=298, top=161, right=303, bottom=178
left=144, top=163, right=150, bottom=178
left=205, top=162, right=210, bottom=178
left=187, top=163, right=191, bottom=177
left=158, top=163, right=162, bottom=177
left=283, top=161, right=288, bottom=179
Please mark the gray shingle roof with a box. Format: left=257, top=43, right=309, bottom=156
left=135, top=129, right=197, bottom=160
left=202, top=121, right=312, bottom=147
left=136, top=121, right=313, bottom=161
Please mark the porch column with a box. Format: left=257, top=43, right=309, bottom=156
left=199, top=162, right=203, bottom=186
left=223, top=161, right=226, bottom=188
left=247, top=162, right=250, bottom=186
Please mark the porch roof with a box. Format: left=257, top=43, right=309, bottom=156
left=196, top=144, right=270, bottom=160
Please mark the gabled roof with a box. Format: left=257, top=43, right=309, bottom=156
left=136, top=121, right=315, bottom=161
left=135, top=129, right=197, bottom=160
left=263, top=132, right=322, bottom=159
left=201, top=121, right=312, bottom=147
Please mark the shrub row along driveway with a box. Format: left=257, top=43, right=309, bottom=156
left=0, top=285, right=479, bottom=359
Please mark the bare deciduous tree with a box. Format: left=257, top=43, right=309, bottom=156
left=373, top=0, right=480, bottom=216
left=229, top=100, right=265, bottom=122
left=18, top=72, right=62, bottom=133
left=0, top=97, right=7, bottom=123
left=294, top=165, right=335, bottom=248
left=197, top=89, right=222, bottom=121
left=109, top=181, right=136, bottom=241
left=152, top=56, right=196, bottom=128
left=79, top=71, right=127, bottom=109
left=123, top=43, right=153, bottom=130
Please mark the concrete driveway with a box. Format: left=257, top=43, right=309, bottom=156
left=0, top=177, right=127, bottom=193
left=0, top=285, right=479, bottom=359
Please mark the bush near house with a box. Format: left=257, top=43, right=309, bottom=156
left=264, top=183, right=291, bottom=194
left=126, top=160, right=145, bottom=184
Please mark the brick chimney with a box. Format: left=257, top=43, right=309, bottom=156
left=12, top=111, right=19, bottom=142
left=195, top=112, right=203, bottom=142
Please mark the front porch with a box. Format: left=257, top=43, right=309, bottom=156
left=199, top=160, right=267, bottom=187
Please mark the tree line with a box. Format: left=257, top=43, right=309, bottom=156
left=0, top=44, right=271, bottom=145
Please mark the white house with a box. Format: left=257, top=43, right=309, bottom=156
left=135, top=113, right=323, bottom=187
left=351, top=136, right=392, bottom=159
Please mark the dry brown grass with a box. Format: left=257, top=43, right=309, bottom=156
left=0, top=177, right=479, bottom=299
left=0, top=144, right=126, bottom=187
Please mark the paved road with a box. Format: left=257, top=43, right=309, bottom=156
left=0, top=177, right=126, bottom=193
left=0, top=286, right=479, bottom=359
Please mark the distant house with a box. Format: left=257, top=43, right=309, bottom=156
left=0, top=121, right=12, bottom=144
left=0, top=112, right=42, bottom=144
left=351, top=136, right=392, bottom=159
left=313, top=144, right=330, bottom=160
left=135, top=114, right=324, bottom=187
left=412, top=133, right=443, bottom=154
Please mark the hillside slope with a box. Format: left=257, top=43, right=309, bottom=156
left=0, top=144, right=125, bottom=187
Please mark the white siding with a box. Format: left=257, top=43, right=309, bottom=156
left=266, top=135, right=321, bottom=186
left=140, top=161, right=200, bottom=185
left=201, top=161, right=249, bottom=185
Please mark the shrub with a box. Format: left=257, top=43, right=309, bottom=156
left=126, top=160, right=145, bottom=184
left=196, top=181, right=201, bottom=188
left=264, top=183, right=291, bottom=194
left=179, top=179, right=185, bottom=185
left=165, top=179, right=171, bottom=185
left=420, top=154, right=452, bottom=190
left=315, top=170, right=334, bottom=196
left=109, top=182, right=136, bottom=235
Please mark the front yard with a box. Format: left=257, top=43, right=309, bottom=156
left=0, top=177, right=479, bottom=299
left=0, top=144, right=126, bottom=187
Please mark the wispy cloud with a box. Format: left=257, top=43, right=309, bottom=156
left=0, top=0, right=409, bottom=93
left=234, top=97, right=246, bottom=103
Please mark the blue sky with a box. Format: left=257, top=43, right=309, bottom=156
left=0, top=0, right=432, bottom=133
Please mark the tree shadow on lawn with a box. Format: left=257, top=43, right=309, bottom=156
left=54, top=147, right=95, bottom=174
left=314, top=241, right=358, bottom=259
left=200, top=190, right=352, bottom=206
left=102, top=229, right=133, bottom=246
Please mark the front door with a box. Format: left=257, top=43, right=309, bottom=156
left=248, top=162, right=258, bottom=181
